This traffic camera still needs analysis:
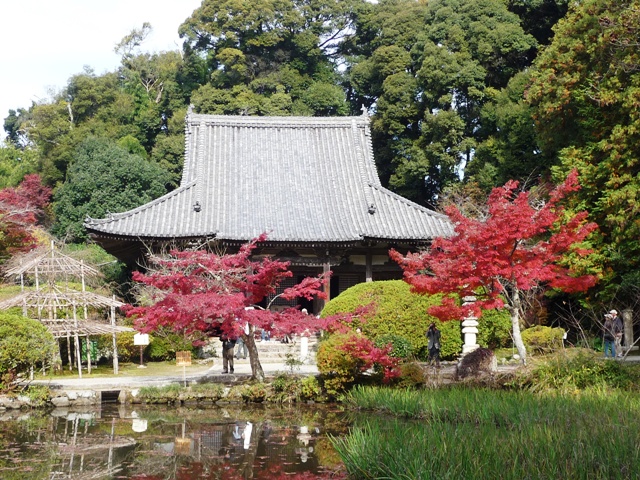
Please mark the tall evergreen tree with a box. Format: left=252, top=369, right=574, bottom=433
left=178, top=0, right=362, bottom=116
left=347, top=0, right=536, bottom=206
left=52, top=137, right=170, bottom=242
left=527, top=0, right=640, bottom=298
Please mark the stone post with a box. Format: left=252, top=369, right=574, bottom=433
left=622, top=309, right=635, bottom=353
left=461, top=296, right=479, bottom=355
left=300, top=336, right=309, bottom=363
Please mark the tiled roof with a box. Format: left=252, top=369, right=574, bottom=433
left=84, top=113, right=452, bottom=244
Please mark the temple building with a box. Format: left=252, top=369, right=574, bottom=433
left=84, top=111, right=452, bottom=312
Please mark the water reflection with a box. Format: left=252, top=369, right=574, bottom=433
left=0, top=403, right=350, bottom=479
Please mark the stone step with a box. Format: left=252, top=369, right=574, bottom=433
left=210, top=337, right=318, bottom=364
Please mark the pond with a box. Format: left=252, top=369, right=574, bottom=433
left=0, top=403, right=352, bottom=479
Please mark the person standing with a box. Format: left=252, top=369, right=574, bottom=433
left=221, top=334, right=237, bottom=373
left=603, top=313, right=617, bottom=359
left=610, top=309, right=624, bottom=358
left=426, top=322, right=441, bottom=367
left=235, top=322, right=249, bottom=359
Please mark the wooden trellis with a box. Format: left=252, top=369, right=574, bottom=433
left=0, top=241, right=131, bottom=377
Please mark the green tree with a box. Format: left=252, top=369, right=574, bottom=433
left=348, top=0, right=537, bottom=206
left=0, top=144, right=39, bottom=189
left=0, top=313, right=57, bottom=390
left=178, top=0, right=360, bottom=116
left=467, top=72, right=550, bottom=190
left=116, top=27, right=190, bottom=150
left=507, top=0, right=569, bottom=46
left=526, top=0, right=640, bottom=297
left=52, top=137, right=170, bottom=242
left=3, top=108, right=31, bottom=147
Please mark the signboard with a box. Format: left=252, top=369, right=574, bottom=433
left=175, top=437, right=192, bottom=455
left=176, top=351, right=192, bottom=366
left=133, top=333, right=150, bottom=346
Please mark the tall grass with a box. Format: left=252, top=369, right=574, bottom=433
left=334, top=386, right=640, bottom=479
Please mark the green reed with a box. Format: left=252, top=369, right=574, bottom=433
left=334, top=386, right=640, bottom=479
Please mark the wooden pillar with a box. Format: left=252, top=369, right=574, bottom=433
left=86, top=336, right=92, bottom=374
left=111, top=297, right=119, bottom=375
left=365, top=251, right=373, bottom=282
left=81, top=261, right=89, bottom=320
left=622, top=309, right=634, bottom=354
left=322, top=261, right=331, bottom=309
left=67, top=333, right=73, bottom=371
left=20, top=272, right=27, bottom=317
left=73, top=304, right=82, bottom=379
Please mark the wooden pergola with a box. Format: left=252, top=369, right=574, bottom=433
left=0, top=242, right=131, bottom=377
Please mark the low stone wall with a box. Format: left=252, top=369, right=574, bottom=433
left=0, top=390, right=102, bottom=410
left=0, top=394, right=36, bottom=410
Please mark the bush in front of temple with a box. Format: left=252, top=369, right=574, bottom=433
left=321, top=280, right=512, bottom=360
left=321, top=280, right=462, bottom=359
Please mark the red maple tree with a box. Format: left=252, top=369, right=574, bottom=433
left=390, top=170, right=598, bottom=363
left=0, top=174, right=51, bottom=261
left=126, top=234, right=334, bottom=381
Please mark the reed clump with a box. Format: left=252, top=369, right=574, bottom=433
left=334, top=354, right=640, bottom=479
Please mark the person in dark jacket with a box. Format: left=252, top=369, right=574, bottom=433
left=221, top=334, right=237, bottom=373
left=603, top=313, right=617, bottom=359
left=610, top=309, right=624, bottom=357
left=426, top=322, right=441, bottom=367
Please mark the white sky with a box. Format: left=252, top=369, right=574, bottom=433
left=0, top=0, right=203, bottom=140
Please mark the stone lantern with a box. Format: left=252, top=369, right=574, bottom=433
left=461, top=296, right=479, bottom=355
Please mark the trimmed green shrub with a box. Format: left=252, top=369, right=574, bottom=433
left=321, top=280, right=463, bottom=360
left=148, top=333, right=195, bottom=361
left=394, top=361, right=427, bottom=389
left=300, top=375, right=322, bottom=400
left=316, top=333, right=363, bottom=396
left=323, top=280, right=514, bottom=359
left=521, top=325, right=565, bottom=354
left=374, top=334, right=413, bottom=359
left=477, top=309, right=513, bottom=349
left=0, top=313, right=57, bottom=390
left=239, top=383, right=269, bottom=403
left=96, top=331, right=139, bottom=362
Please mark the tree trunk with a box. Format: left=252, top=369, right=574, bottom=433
left=244, top=333, right=264, bottom=382
left=511, top=292, right=527, bottom=365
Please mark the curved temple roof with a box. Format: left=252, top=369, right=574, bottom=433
left=85, top=112, right=452, bottom=245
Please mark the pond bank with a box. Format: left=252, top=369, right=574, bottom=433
left=3, top=357, right=535, bottom=410
left=3, top=361, right=466, bottom=409
left=2, top=362, right=322, bottom=409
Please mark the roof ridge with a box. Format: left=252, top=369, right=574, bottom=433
left=187, top=113, right=370, bottom=128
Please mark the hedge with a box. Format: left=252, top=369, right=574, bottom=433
left=321, top=280, right=513, bottom=360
